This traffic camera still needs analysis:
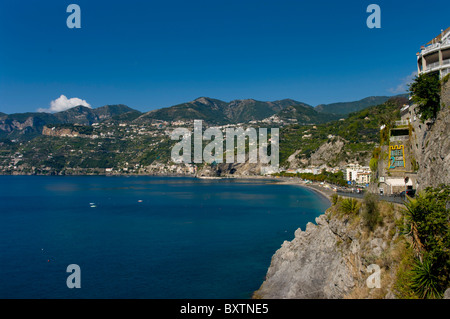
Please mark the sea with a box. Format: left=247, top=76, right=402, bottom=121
left=0, top=175, right=330, bottom=299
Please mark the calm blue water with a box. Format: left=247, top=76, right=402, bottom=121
left=0, top=176, right=329, bottom=299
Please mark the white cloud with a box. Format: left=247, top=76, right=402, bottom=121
left=38, top=95, right=91, bottom=113
left=389, top=71, right=417, bottom=94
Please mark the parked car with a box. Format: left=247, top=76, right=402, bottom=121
left=400, top=189, right=416, bottom=198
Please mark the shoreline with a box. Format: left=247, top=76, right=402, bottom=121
left=0, top=172, right=334, bottom=203
left=298, top=183, right=333, bottom=204
left=1, top=172, right=334, bottom=300
left=253, top=176, right=334, bottom=204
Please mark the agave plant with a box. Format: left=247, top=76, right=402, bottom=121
left=402, top=185, right=450, bottom=298
left=340, top=198, right=359, bottom=215
left=410, top=256, right=443, bottom=299
left=403, top=198, right=424, bottom=256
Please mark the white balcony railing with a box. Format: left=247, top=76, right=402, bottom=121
left=421, top=37, right=450, bottom=55
left=426, top=61, right=441, bottom=70
left=443, top=68, right=450, bottom=77
left=422, top=59, right=450, bottom=74
left=422, top=43, right=440, bottom=55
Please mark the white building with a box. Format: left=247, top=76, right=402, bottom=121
left=346, top=163, right=371, bottom=185
left=417, top=27, right=450, bottom=78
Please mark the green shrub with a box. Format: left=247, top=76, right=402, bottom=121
left=442, top=73, right=450, bottom=84
left=394, top=242, right=419, bottom=299
left=361, top=193, right=381, bottom=231
left=331, top=193, right=340, bottom=205
left=401, top=184, right=450, bottom=298
left=369, top=157, right=378, bottom=173
left=409, top=73, right=441, bottom=121
left=340, top=197, right=359, bottom=215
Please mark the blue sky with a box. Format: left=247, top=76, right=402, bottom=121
left=0, top=0, right=449, bottom=114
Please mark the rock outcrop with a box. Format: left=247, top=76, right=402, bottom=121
left=195, top=162, right=273, bottom=177
left=410, top=79, right=450, bottom=190
left=254, top=202, right=403, bottom=299
left=309, top=137, right=345, bottom=166
left=42, top=126, right=90, bottom=138
left=416, top=105, right=450, bottom=189
left=254, top=214, right=355, bottom=298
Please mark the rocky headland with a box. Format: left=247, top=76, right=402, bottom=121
left=253, top=80, right=450, bottom=299
left=253, top=199, right=404, bottom=299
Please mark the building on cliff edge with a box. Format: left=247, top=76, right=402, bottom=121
left=375, top=27, right=450, bottom=195
left=417, top=27, right=450, bottom=78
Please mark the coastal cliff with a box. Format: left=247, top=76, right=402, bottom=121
left=254, top=198, right=405, bottom=299
left=411, top=78, right=450, bottom=190
left=42, top=125, right=89, bottom=138
left=254, top=79, right=450, bottom=299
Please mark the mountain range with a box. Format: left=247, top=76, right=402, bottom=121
left=0, top=95, right=407, bottom=140
left=0, top=94, right=410, bottom=175
left=134, top=97, right=313, bottom=124
left=0, top=104, right=140, bottom=140
left=315, top=95, right=408, bottom=114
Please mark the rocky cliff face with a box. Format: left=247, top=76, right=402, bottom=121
left=0, top=105, right=137, bottom=140
left=309, top=137, right=346, bottom=166
left=0, top=117, right=35, bottom=132
left=416, top=105, right=450, bottom=189
left=410, top=79, right=450, bottom=190
left=253, top=80, right=449, bottom=299
left=254, top=214, right=355, bottom=298
left=42, top=126, right=90, bottom=138
left=195, top=162, right=272, bottom=177
left=254, top=201, right=403, bottom=299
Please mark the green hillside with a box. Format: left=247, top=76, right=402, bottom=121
left=135, top=97, right=318, bottom=124
left=315, top=94, right=407, bottom=115
left=136, top=97, right=229, bottom=124
left=279, top=96, right=407, bottom=167
left=276, top=103, right=341, bottom=124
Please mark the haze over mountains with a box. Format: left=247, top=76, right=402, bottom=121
left=0, top=94, right=407, bottom=140
left=315, top=96, right=405, bottom=114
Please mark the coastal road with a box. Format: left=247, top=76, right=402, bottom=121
left=267, top=177, right=407, bottom=205
left=336, top=191, right=406, bottom=205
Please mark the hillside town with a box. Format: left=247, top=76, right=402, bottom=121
left=1, top=27, right=449, bottom=198
left=0, top=118, right=372, bottom=187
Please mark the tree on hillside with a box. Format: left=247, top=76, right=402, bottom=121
left=408, top=73, right=441, bottom=122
